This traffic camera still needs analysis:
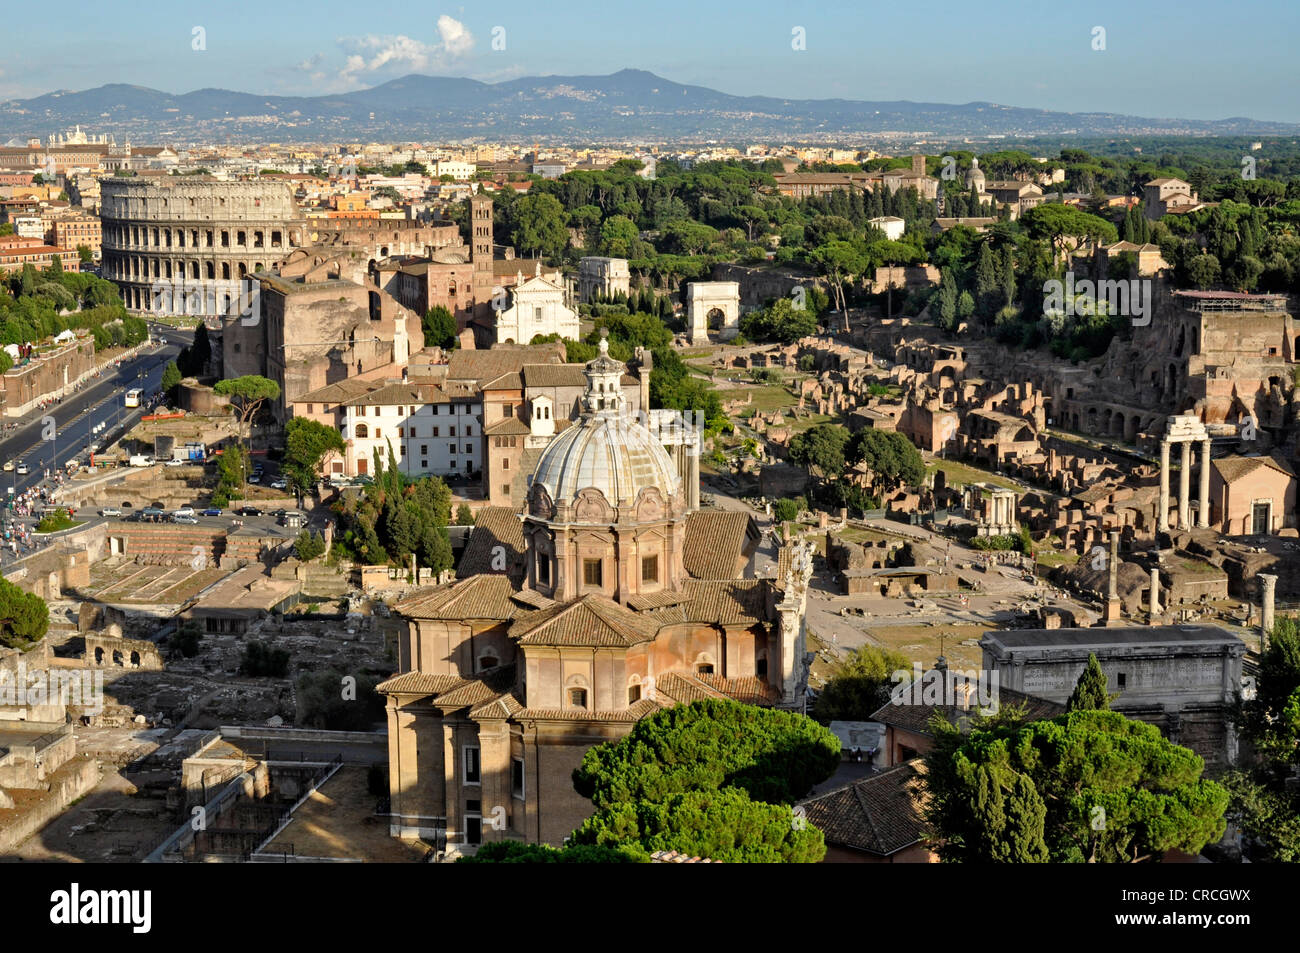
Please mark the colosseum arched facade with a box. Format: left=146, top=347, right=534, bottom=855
left=100, top=177, right=306, bottom=316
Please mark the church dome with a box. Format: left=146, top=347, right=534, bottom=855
left=530, top=334, right=681, bottom=511
left=965, top=157, right=986, bottom=192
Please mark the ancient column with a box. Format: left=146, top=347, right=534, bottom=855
left=1104, top=530, right=1122, bottom=623
left=1197, top=438, right=1211, bottom=529
left=1158, top=440, right=1170, bottom=532
left=1149, top=568, right=1160, bottom=623
left=1260, top=573, right=1278, bottom=648
left=1178, top=440, right=1191, bottom=530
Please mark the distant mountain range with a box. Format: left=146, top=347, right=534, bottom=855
left=2, top=69, right=1296, bottom=144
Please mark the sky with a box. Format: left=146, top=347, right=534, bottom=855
left=3, top=0, right=1299, bottom=123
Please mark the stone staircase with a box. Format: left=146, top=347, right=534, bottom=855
left=299, top=564, right=351, bottom=600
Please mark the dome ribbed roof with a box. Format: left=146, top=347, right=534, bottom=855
left=532, top=414, right=681, bottom=510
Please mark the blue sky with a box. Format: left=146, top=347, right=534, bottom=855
left=4, top=0, right=1299, bottom=122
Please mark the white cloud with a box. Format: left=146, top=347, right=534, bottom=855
left=335, top=19, right=475, bottom=86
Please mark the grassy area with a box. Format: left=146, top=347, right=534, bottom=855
left=728, top=383, right=799, bottom=415
left=1035, top=549, right=1080, bottom=569
left=926, top=458, right=1022, bottom=492
left=857, top=623, right=988, bottom=671
left=35, top=511, right=80, bottom=533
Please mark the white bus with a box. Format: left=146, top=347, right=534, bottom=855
left=124, top=388, right=142, bottom=408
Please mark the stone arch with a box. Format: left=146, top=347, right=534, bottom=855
left=686, top=281, right=740, bottom=344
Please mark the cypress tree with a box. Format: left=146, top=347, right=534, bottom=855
left=1068, top=654, right=1113, bottom=711
left=975, top=242, right=997, bottom=318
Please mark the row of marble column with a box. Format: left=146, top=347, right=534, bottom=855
left=1158, top=438, right=1211, bottom=532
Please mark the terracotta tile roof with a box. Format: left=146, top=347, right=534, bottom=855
left=435, top=665, right=517, bottom=710
left=800, top=760, right=930, bottom=857
left=456, top=506, right=526, bottom=583
left=683, top=510, right=758, bottom=580
left=483, top=416, right=530, bottom=435
left=650, top=850, right=720, bottom=863
left=694, top=673, right=781, bottom=705
left=653, top=672, right=729, bottom=705
left=374, top=671, right=466, bottom=696
left=394, top=574, right=521, bottom=621
left=481, top=372, right=523, bottom=391
left=447, top=344, right=564, bottom=383
left=678, top=579, right=769, bottom=627
left=511, top=595, right=661, bottom=647
left=512, top=699, right=663, bottom=722
left=291, top=378, right=385, bottom=405
left=626, top=589, right=691, bottom=610
left=870, top=683, right=1064, bottom=736
left=469, top=688, right=525, bottom=719
left=344, top=382, right=451, bottom=407
left=1212, top=454, right=1295, bottom=483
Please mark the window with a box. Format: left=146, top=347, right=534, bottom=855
left=463, top=746, right=481, bottom=784
left=465, top=800, right=482, bottom=845
left=1117, top=672, right=1127, bottom=689
left=641, top=555, right=658, bottom=583
left=432, top=427, right=440, bottom=437
left=569, top=688, right=588, bottom=709
left=512, top=758, right=525, bottom=799
left=504, top=403, right=514, bottom=418
left=421, top=445, right=428, bottom=455
left=537, top=553, right=550, bottom=585
left=398, top=427, right=404, bottom=438
left=583, top=558, right=602, bottom=587
left=450, top=426, right=457, bottom=437
left=756, top=657, right=768, bottom=677
left=306, top=404, right=314, bottom=414
left=696, top=663, right=714, bottom=675
left=375, top=428, right=382, bottom=439
left=503, top=458, right=510, bottom=470
left=465, top=444, right=473, bottom=454
left=501, top=484, right=511, bottom=497
left=355, top=423, right=368, bottom=438
left=358, top=406, right=366, bottom=416
left=628, top=683, right=642, bottom=704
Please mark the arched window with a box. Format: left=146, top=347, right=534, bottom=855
left=355, top=423, right=369, bottom=438
left=478, top=652, right=499, bottom=671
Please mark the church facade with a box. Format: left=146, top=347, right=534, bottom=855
left=379, top=337, right=814, bottom=852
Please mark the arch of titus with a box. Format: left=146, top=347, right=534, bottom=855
left=1158, top=414, right=1211, bottom=532
left=686, top=281, right=740, bottom=344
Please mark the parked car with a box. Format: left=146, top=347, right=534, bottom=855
left=141, top=506, right=166, bottom=521
left=247, top=473, right=261, bottom=484
left=201, top=507, right=223, bottom=517
left=172, top=514, right=199, bottom=524
left=165, top=459, right=185, bottom=467
left=239, top=506, right=262, bottom=517
left=173, top=506, right=195, bottom=518
left=99, top=507, right=123, bottom=517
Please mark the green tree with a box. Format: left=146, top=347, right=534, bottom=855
left=458, top=842, right=643, bottom=863
left=1021, top=204, right=1118, bottom=262
left=294, top=529, right=326, bottom=561
left=508, top=192, right=569, bottom=259
left=0, top=577, right=50, bottom=650
left=422, top=306, right=457, bottom=349
left=572, top=786, right=826, bottom=863
left=573, top=699, right=840, bottom=809
left=771, top=496, right=805, bottom=523
left=1067, top=654, right=1114, bottom=711
left=240, top=640, right=290, bottom=678
left=161, top=360, right=182, bottom=400
left=213, top=376, right=281, bottom=472
left=811, top=645, right=912, bottom=723
left=788, top=424, right=849, bottom=478
left=455, top=503, right=475, bottom=525
left=925, top=710, right=1229, bottom=862
left=738, top=296, right=818, bottom=344
left=283, top=417, right=346, bottom=495
left=845, top=430, right=925, bottom=495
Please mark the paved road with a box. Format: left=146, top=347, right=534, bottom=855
left=0, top=326, right=194, bottom=562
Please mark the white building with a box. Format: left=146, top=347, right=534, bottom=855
left=867, top=216, right=905, bottom=241
left=494, top=273, right=580, bottom=345
left=341, top=382, right=482, bottom=479
left=433, top=160, right=477, bottom=181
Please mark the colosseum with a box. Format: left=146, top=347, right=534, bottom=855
left=100, top=177, right=306, bottom=316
